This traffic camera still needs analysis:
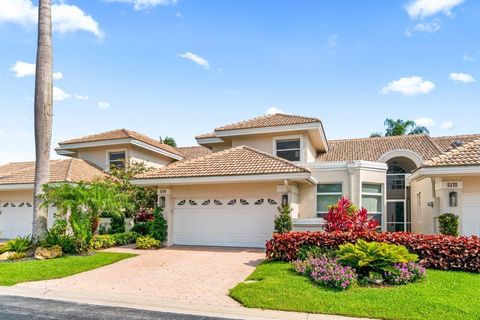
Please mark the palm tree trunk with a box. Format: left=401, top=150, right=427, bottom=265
left=32, top=0, right=53, bottom=242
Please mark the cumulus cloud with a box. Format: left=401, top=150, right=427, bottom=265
left=415, top=118, right=436, bottom=127
left=178, top=52, right=210, bottom=69
left=405, top=19, right=441, bottom=36
left=11, top=61, right=63, bottom=79
left=98, top=102, right=110, bottom=109
left=406, top=0, right=465, bottom=19
left=53, top=86, right=70, bottom=101
left=106, top=0, right=177, bottom=11
left=449, top=72, right=475, bottom=84
left=266, top=107, right=284, bottom=114
left=441, top=121, right=455, bottom=129
left=0, top=0, right=103, bottom=38
left=380, top=76, right=435, bottom=96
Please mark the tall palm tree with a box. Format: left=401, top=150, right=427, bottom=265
left=32, top=0, right=53, bottom=241
left=384, top=118, right=429, bottom=136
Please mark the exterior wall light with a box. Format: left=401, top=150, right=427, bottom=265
left=449, top=191, right=458, bottom=208
left=159, top=196, right=166, bottom=209
left=282, top=194, right=289, bottom=206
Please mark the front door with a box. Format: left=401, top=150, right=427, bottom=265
left=387, top=200, right=407, bottom=232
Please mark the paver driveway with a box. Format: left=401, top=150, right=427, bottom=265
left=16, top=246, right=264, bottom=307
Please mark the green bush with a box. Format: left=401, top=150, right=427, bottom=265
left=297, top=245, right=337, bottom=261
left=131, top=222, right=151, bottom=236
left=149, top=208, right=167, bottom=242
left=136, top=236, right=161, bottom=249
left=337, top=239, right=418, bottom=276
left=91, top=232, right=140, bottom=250
left=109, top=215, right=126, bottom=234
left=41, top=229, right=77, bottom=254
left=1, top=236, right=32, bottom=254
left=111, top=232, right=139, bottom=246
left=438, top=213, right=459, bottom=236
left=274, top=204, right=293, bottom=234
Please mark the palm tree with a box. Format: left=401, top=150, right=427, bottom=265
left=384, top=119, right=429, bottom=136
left=32, top=0, right=53, bottom=241
left=162, top=136, right=177, bottom=148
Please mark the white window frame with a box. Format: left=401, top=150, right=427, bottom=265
left=316, top=182, right=343, bottom=218
left=105, top=148, right=128, bottom=171
left=272, top=134, right=303, bottom=163
left=361, top=183, right=384, bottom=229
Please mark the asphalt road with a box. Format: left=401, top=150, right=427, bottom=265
left=0, top=295, right=238, bottom=320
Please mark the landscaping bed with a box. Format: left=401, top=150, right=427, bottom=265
left=0, top=252, right=135, bottom=286
left=230, top=261, right=480, bottom=320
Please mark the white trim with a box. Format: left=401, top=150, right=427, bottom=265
left=130, top=140, right=184, bottom=161
left=293, top=218, right=325, bottom=226
left=131, top=172, right=313, bottom=186
left=105, top=148, right=128, bottom=172
left=316, top=182, right=344, bottom=216
left=378, top=149, right=423, bottom=167
left=0, top=184, right=34, bottom=190
left=410, top=165, right=480, bottom=181
left=195, top=137, right=225, bottom=145
left=55, top=149, right=76, bottom=156
left=305, top=161, right=388, bottom=172
left=214, top=122, right=322, bottom=138
left=272, top=134, right=303, bottom=163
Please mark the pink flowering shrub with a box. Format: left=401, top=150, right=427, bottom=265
left=293, top=259, right=311, bottom=275
left=384, top=262, right=427, bottom=285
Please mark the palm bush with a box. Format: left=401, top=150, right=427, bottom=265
left=1, top=236, right=32, bottom=254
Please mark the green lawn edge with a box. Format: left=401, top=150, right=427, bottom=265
left=0, top=252, right=136, bottom=286
left=229, top=261, right=480, bottom=320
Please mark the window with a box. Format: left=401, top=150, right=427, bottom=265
left=108, top=151, right=126, bottom=170
left=361, top=183, right=383, bottom=227
left=316, top=183, right=342, bottom=218
left=276, top=138, right=301, bottom=161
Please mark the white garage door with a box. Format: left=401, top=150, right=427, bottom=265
left=462, top=194, right=480, bottom=236
left=0, top=201, right=55, bottom=239
left=173, top=197, right=279, bottom=248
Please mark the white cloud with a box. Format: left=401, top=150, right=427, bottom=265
left=441, top=121, right=455, bottom=129
left=463, top=54, right=475, bottom=62
left=380, top=76, right=435, bottom=96
left=406, top=0, right=465, bottom=19
left=178, top=52, right=210, bottom=69
left=405, top=19, right=441, bottom=36
left=449, top=72, right=475, bottom=83
left=106, top=0, right=177, bottom=11
left=53, top=86, right=70, bottom=101
left=74, top=94, right=89, bottom=101
left=98, top=102, right=110, bottom=109
left=11, top=61, right=63, bottom=79
left=266, top=107, right=284, bottom=115
left=0, top=0, right=103, bottom=38
left=415, top=117, right=436, bottom=127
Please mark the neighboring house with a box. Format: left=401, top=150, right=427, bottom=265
left=0, top=113, right=479, bottom=247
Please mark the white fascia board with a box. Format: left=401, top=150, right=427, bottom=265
left=410, top=166, right=480, bottom=181
left=214, top=122, right=321, bottom=137
left=55, top=149, right=76, bottom=156
left=195, top=137, right=225, bottom=144
left=293, top=218, right=325, bottom=226
left=131, top=172, right=313, bottom=186
left=305, top=161, right=387, bottom=172
left=0, top=184, right=34, bottom=190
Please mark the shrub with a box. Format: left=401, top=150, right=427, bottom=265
left=337, top=240, right=418, bottom=276
left=109, top=215, right=126, bottom=234
left=149, top=208, right=167, bottom=242
left=91, top=232, right=140, bottom=250
left=325, top=197, right=378, bottom=232
left=136, top=236, right=161, bottom=249
left=131, top=222, right=151, bottom=236
left=384, top=262, right=427, bottom=285
left=297, top=245, right=337, bottom=261
left=301, top=256, right=357, bottom=290
left=135, top=209, right=154, bottom=223
left=41, top=229, right=77, bottom=254
left=274, top=204, right=293, bottom=234
left=112, top=232, right=139, bottom=245
left=293, top=259, right=312, bottom=275
left=265, top=231, right=480, bottom=272
left=1, top=236, right=32, bottom=253
left=438, top=213, right=459, bottom=236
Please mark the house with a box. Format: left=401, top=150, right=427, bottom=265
left=1, top=113, right=479, bottom=247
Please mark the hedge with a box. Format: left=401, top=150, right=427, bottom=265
left=266, top=231, right=480, bottom=273
left=91, top=232, right=140, bottom=250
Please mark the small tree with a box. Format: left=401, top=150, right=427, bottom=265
left=162, top=136, right=177, bottom=148
left=324, top=197, right=378, bottom=232
left=274, top=204, right=293, bottom=234
left=438, top=213, right=459, bottom=236
left=149, top=207, right=168, bottom=242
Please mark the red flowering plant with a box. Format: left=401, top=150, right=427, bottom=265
left=324, top=197, right=378, bottom=232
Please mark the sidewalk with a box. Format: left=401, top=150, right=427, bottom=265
left=0, top=286, right=369, bottom=320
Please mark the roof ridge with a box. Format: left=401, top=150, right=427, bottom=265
left=432, top=133, right=480, bottom=139
left=424, top=139, right=480, bottom=165
left=328, top=134, right=429, bottom=143
left=214, top=113, right=321, bottom=131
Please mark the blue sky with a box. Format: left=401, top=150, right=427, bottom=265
left=0, top=0, right=479, bottom=164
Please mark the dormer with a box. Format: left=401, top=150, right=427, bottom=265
left=56, top=129, right=184, bottom=171
left=195, top=113, right=328, bottom=163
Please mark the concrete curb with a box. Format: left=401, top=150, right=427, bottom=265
left=0, top=286, right=367, bottom=320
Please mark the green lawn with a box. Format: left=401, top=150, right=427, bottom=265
left=230, top=261, right=480, bottom=320
left=0, top=252, right=135, bottom=286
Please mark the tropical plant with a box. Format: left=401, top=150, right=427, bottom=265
left=32, top=0, right=53, bottom=242
left=369, top=132, right=383, bottom=138
left=384, top=118, right=429, bottom=136
left=274, top=204, right=293, bottom=234
left=136, top=236, right=161, bottom=249
left=162, top=136, right=177, bottom=148
left=337, top=240, right=418, bottom=276
left=1, top=236, right=33, bottom=254
left=383, top=262, right=427, bottom=285
left=41, top=228, right=77, bottom=254
left=324, top=197, right=378, bottom=232
left=438, top=213, right=459, bottom=236
left=108, top=215, right=126, bottom=234
left=149, top=207, right=168, bottom=242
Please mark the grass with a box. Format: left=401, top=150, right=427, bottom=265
left=0, top=252, right=135, bottom=286
left=230, top=261, right=480, bottom=320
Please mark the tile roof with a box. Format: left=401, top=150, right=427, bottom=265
left=59, top=129, right=183, bottom=157
left=431, top=134, right=480, bottom=152
left=0, top=159, right=109, bottom=185
left=176, top=146, right=212, bottom=160
left=196, top=113, right=322, bottom=139
left=135, top=145, right=310, bottom=180
left=423, top=140, right=480, bottom=167
left=316, top=134, right=442, bottom=162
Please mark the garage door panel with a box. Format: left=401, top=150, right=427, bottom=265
left=173, top=198, right=277, bottom=248
left=462, top=194, right=480, bottom=236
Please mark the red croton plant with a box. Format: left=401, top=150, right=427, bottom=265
left=324, top=197, right=378, bottom=232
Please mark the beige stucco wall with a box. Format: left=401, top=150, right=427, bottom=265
left=129, top=146, right=174, bottom=168
left=0, top=190, right=34, bottom=201
left=409, top=177, right=435, bottom=234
